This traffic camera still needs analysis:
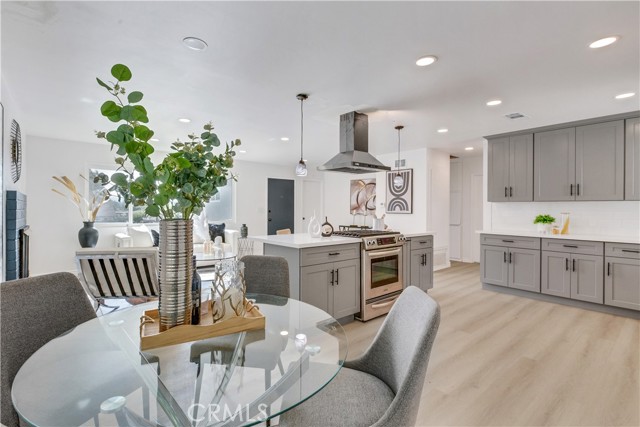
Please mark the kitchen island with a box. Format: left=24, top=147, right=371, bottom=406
left=249, top=233, right=362, bottom=320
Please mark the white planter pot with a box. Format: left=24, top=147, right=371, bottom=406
left=537, top=223, right=552, bottom=234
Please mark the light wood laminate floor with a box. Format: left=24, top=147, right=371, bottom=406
left=341, top=262, right=639, bottom=426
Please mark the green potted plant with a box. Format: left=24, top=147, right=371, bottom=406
left=533, top=214, right=556, bottom=234
left=96, top=64, right=240, bottom=330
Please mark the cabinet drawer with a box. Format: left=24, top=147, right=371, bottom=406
left=605, top=242, right=640, bottom=259
left=300, top=243, right=360, bottom=267
left=480, top=234, right=540, bottom=250
left=541, top=239, right=603, bottom=255
left=410, top=235, right=433, bottom=250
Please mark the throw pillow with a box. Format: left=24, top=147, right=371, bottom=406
left=151, top=230, right=159, bottom=247
left=127, top=225, right=154, bottom=247
left=208, top=223, right=226, bottom=243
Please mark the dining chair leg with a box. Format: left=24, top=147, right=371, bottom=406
left=93, top=414, right=100, bottom=426
left=277, top=358, right=284, bottom=376
left=264, top=370, right=272, bottom=426
left=192, top=360, right=204, bottom=426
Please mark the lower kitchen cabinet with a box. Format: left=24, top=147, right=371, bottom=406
left=481, top=243, right=540, bottom=292
left=407, top=235, right=433, bottom=291
left=605, top=244, right=640, bottom=310
left=542, top=252, right=603, bottom=303
left=300, top=258, right=360, bottom=319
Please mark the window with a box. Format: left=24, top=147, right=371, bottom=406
left=205, top=180, right=234, bottom=223
left=89, top=167, right=155, bottom=224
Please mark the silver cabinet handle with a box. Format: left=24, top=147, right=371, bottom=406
left=371, top=298, right=398, bottom=309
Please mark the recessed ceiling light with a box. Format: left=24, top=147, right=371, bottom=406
left=281, top=137, right=290, bottom=141
left=589, top=36, right=619, bottom=49
left=437, top=128, right=449, bottom=133
left=238, top=150, right=247, bottom=153
left=416, top=55, right=438, bottom=67
left=182, top=37, right=208, bottom=51
left=280, top=331, right=289, bottom=336
left=178, top=118, right=191, bottom=123
left=486, top=100, right=502, bottom=106
left=150, top=138, right=160, bottom=142
left=465, top=147, right=474, bottom=151
left=615, top=92, right=636, bottom=99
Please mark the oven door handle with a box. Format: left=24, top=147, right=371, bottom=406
left=371, top=297, right=399, bottom=310
left=365, top=247, right=403, bottom=259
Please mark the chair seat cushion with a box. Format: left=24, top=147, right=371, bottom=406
left=279, top=367, right=394, bottom=427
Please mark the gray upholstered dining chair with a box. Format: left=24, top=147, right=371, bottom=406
left=241, top=255, right=290, bottom=298
left=1, top=272, right=97, bottom=426
left=279, top=285, right=441, bottom=427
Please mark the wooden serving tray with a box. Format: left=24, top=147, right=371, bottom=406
left=139, top=302, right=265, bottom=350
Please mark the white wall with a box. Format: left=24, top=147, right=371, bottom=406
left=461, top=155, right=483, bottom=262
left=25, top=135, right=298, bottom=275
left=482, top=140, right=640, bottom=239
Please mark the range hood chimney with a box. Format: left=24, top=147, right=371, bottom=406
left=318, top=111, right=391, bottom=174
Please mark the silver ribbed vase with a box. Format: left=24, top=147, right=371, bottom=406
left=158, top=219, right=193, bottom=331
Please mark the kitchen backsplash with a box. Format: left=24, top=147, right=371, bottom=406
left=489, top=201, right=640, bottom=237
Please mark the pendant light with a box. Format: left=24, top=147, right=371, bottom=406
left=393, top=125, right=404, bottom=186
left=295, top=94, right=309, bottom=176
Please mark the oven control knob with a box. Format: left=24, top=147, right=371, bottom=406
left=367, top=240, right=375, bottom=246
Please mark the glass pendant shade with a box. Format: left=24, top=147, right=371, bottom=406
left=394, top=125, right=404, bottom=187
left=393, top=173, right=404, bottom=186
left=296, top=160, right=308, bottom=176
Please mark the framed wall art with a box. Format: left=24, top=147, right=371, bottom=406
left=386, top=169, right=413, bottom=214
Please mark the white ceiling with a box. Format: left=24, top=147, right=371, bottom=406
left=2, top=1, right=639, bottom=167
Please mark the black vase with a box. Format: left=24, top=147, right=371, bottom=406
left=78, top=221, right=99, bottom=248
left=240, top=223, right=248, bottom=238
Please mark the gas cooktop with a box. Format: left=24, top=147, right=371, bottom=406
left=332, top=229, right=399, bottom=238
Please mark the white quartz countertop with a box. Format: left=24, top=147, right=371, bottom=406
left=249, top=233, right=361, bottom=249
left=477, top=230, right=640, bottom=245
left=404, top=231, right=436, bottom=238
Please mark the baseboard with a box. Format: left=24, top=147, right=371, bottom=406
left=482, top=283, right=640, bottom=319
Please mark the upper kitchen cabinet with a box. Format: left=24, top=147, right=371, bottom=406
left=487, top=134, right=533, bottom=202
left=534, top=121, right=624, bottom=201
left=626, top=117, right=640, bottom=200
left=575, top=120, right=624, bottom=201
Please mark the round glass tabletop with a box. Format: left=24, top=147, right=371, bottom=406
left=12, top=294, right=348, bottom=427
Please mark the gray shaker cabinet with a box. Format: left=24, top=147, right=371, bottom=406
left=487, top=134, right=533, bottom=202
left=571, top=253, right=604, bottom=304
left=407, top=235, right=434, bottom=292
left=508, top=248, right=540, bottom=292
left=534, top=128, right=576, bottom=201
left=625, top=118, right=640, bottom=200
left=541, top=251, right=571, bottom=298
left=575, top=120, right=625, bottom=201
left=605, top=243, right=640, bottom=311
left=300, top=258, right=360, bottom=319
left=481, top=245, right=509, bottom=287
left=300, top=263, right=331, bottom=314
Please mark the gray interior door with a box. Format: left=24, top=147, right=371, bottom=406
left=534, top=128, right=576, bottom=201
left=267, top=178, right=295, bottom=235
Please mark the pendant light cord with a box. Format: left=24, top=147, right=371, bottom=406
left=300, top=96, right=304, bottom=161
left=395, top=125, right=404, bottom=175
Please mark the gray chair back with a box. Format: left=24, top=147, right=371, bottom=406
left=346, top=286, right=440, bottom=427
left=1, top=272, right=96, bottom=426
left=240, top=255, right=290, bottom=298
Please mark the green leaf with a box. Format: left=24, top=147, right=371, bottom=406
left=106, top=130, right=125, bottom=145
left=117, top=124, right=134, bottom=135
left=153, top=194, right=169, bottom=206
left=101, top=101, right=120, bottom=117
left=176, top=157, right=191, bottom=169
left=133, top=105, right=149, bottom=123
left=111, top=64, right=132, bottom=81
left=146, top=204, right=161, bottom=217
left=143, top=158, right=154, bottom=174
left=201, top=132, right=211, bottom=139
left=183, top=183, right=194, bottom=193
left=134, top=125, right=153, bottom=142
left=120, top=105, right=147, bottom=122
left=127, top=91, right=144, bottom=103
left=111, top=172, right=129, bottom=187
left=96, top=77, right=113, bottom=91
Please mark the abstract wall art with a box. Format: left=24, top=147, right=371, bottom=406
left=350, top=178, right=376, bottom=215
left=386, top=169, right=413, bottom=214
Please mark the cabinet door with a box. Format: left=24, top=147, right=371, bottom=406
left=508, top=134, right=534, bottom=201
left=570, top=254, right=604, bottom=304
left=423, top=250, right=434, bottom=291
left=332, top=259, right=360, bottom=319
left=575, top=121, right=624, bottom=201
left=300, top=264, right=331, bottom=314
left=605, top=257, right=640, bottom=311
left=487, top=137, right=510, bottom=202
left=410, top=250, right=426, bottom=288
left=508, top=248, right=541, bottom=292
left=481, top=245, right=508, bottom=287
left=541, top=251, right=571, bottom=298
left=534, top=128, right=576, bottom=201
left=625, top=118, right=640, bottom=201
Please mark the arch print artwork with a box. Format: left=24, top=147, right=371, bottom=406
left=350, top=178, right=376, bottom=215
left=386, top=169, right=413, bottom=214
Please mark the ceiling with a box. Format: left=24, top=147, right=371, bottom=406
left=2, top=1, right=639, bottom=167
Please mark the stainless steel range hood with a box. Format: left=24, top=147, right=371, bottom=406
left=318, top=111, right=391, bottom=174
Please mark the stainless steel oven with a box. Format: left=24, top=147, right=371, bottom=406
left=358, top=234, right=406, bottom=321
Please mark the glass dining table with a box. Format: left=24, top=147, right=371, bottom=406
left=12, top=294, right=348, bottom=427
